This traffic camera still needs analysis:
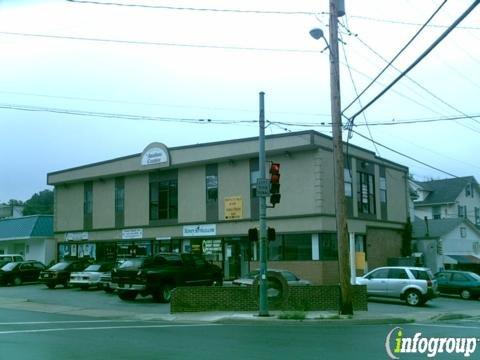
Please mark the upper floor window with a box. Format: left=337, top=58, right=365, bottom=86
left=115, top=177, right=125, bottom=213
left=475, top=207, right=480, bottom=225
left=357, top=172, right=375, bottom=214
left=84, top=181, right=93, bottom=216
left=458, top=205, right=467, bottom=218
left=250, top=161, right=260, bottom=198
left=466, top=183, right=473, bottom=198
left=344, top=168, right=352, bottom=197
left=432, top=206, right=441, bottom=220
left=460, top=227, right=467, bottom=238
left=150, top=180, right=178, bottom=220
left=206, top=164, right=218, bottom=203
left=379, top=176, right=387, bottom=203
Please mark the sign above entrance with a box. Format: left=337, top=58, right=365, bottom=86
left=65, top=232, right=88, bottom=241
left=183, top=224, right=216, bottom=237
left=122, top=228, right=143, bottom=240
left=140, top=142, right=170, bottom=167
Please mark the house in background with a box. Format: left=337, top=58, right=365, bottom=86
left=0, top=204, right=24, bottom=219
left=0, top=215, right=56, bottom=265
left=412, top=217, right=480, bottom=274
left=410, top=176, right=480, bottom=226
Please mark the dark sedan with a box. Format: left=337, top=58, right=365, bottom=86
left=435, top=270, right=480, bottom=300
left=39, top=261, right=88, bottom=289
left=0, top=261, right=46, bottom=286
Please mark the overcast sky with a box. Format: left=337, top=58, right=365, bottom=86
left=0, top=0, right=479, bottom=202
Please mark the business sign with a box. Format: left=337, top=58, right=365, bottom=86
left=122, top=228, right=143, bottom=240
left=65, top=232, right=88, bottom=241
left=224, top=196, right=243, bottom=220
left=140, top=142, right=170, bottom=166
left=183, top=224, right=216, bottom=237
left=202, top=239, right=222, bottom=254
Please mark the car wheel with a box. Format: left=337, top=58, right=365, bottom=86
left=104, top=287, right=115, bottom=294
left=213, top=277, right=223, bottom=286
left=460, top=289, right=472, bottom=300
left=405, top=289, right=423, bottom=306
left=80, top=285, right=89, bottom=290
left=12, top=277, right=22, bottom=286
left=118, top=291, right=137, bottom=301
left=160, top=284, right=174, bottom=303
left=64, top=281, right=70, bottom=288
left=46, top=283, right=56, bottom=289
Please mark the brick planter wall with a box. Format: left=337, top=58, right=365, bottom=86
left=170, top=285, right=367, bottom=313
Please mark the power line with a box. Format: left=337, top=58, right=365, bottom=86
left=350, top=14, right=480, bottom=30
left=0, top=103, right=258, bottom=125
left=342, top=0, right=448, bottom=115
left=65, top=0, right=324, bottom=16
left=0, top=89, right=330, bottom=117
left=346, top=0, right=480, bottom=125
left=350, top=129, right=458, bottom=178
left=0, top=31, right=317, bottom=54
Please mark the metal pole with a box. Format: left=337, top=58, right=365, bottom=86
left=329, top=0, right=353, bottom=315
left=258, top=91, right=269, bottom=316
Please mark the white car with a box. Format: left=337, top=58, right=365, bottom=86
left=70, top=263, right=114, bottom=290
left=356, top=266, right=439, bottom=306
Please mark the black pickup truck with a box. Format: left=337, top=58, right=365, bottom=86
left=111, top=252, right=223, bottom=302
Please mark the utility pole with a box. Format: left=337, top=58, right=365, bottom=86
left=328, top=0, right=353, bottom=315
left=258, top=91, right=269, bottom=317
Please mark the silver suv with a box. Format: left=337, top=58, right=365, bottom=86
left=356, top=266, right=439, bottom=306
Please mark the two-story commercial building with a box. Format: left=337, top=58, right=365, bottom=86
left=47, top=131, right=409, bottom=284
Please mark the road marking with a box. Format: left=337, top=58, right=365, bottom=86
left=409, top=323, right=480, bottom=330
left=0, top=320, right=144, bottom=325
left=0, top=323, right=220, bottom=335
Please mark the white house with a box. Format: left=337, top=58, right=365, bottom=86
left=410, top=176, right=480, bottom=226
left=412, top=217, right=480, bottom=273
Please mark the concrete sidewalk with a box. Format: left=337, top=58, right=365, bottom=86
left=1, top=296, right=479, bottom=325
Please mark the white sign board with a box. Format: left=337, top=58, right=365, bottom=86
left=183, top=224, right=216, bottom=237
left=65, top=232, right=89, bottom=241
left=141, top=147, right=168, bottom=166
left=122, top=228, right=144, bottom=240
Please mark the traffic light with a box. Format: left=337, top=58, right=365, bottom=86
left=248, top=228, right=258, bottom=242
left=269, top=162, right=281, bottom=206
left=267, top=227, right=276, bottom=242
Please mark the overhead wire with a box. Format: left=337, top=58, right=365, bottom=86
left=342, top=0, right=448, bottom=115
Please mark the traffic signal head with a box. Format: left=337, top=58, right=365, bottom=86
left=269, top=162, right=281, bottom=206
left=248, top=228, right=258, bottom=242
left=267, top=227, right=276, bottom=242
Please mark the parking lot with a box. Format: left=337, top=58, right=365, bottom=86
left=0, top=282, right=478, bottom=318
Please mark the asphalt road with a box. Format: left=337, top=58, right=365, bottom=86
left=1, top=307, right=479, bottom=360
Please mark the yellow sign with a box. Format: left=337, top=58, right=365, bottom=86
left=224, top=196, right=243, bottom=220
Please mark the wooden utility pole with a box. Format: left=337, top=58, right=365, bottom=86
left=328, top=0, right=353, bottom=315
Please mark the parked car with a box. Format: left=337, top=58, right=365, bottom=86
left=233, top=269, right=311, bottom=287
left=0, top=261, right=45, bottom=286
left=356, top=266, right=439, bottom=306
left=70, top=262, right=115, bottom=290
left=100, top=259, right=127, bottom=293
left=111, top=253, right=222, bottom=302
left=0, top=254, right=24, bottom=267
left=434, top=270, right=480, bottom=300
left=39, top=260, right=89, bottom=289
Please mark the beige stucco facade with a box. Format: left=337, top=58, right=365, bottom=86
left=48, top=131, right=410, bottom=283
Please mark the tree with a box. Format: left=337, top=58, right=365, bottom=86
left=23, top=190, right=54, bottom=215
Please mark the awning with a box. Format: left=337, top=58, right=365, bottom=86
left=445, top=255, right=480, bottom=264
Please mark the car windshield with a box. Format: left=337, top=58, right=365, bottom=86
left=84, top=264, right=102, bottom=272
left=469, top=272, right=480, bottom=281
left=1, top=262, right=18, bottom=271
left=118, top=258, right=145, bottom=269
left=49, top=262, right=71, bottom=271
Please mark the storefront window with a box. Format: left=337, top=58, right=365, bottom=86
left=202, top=239, right=223, bottom=262
left=319, top=233, right=338, bottom=260
left=283, top=234, right=311, bottom=260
